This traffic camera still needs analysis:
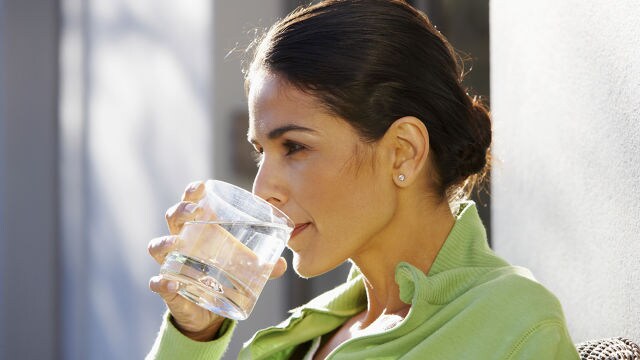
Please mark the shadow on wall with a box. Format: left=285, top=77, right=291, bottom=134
left=59, top=1, right=215, bottom=359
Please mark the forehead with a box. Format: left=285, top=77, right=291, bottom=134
left=247, top=72, right=330, bottom=138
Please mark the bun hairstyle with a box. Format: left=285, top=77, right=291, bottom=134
left=246, top=0, right=491, bottom=205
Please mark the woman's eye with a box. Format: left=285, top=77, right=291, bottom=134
left=284, top=141, right=305, bottom=156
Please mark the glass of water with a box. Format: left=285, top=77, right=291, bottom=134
left=160, top=180, right=293, bottom=320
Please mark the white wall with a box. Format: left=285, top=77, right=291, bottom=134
left=60, top=1, right=214, bottom=359
left=60, top=1, right=285, bottom=359
left=491, top=0, right=640, bottom=344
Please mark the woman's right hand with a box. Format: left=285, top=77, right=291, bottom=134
left=148, top=181, right=288, bottom=341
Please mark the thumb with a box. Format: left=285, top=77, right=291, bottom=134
left=269, top=257, right=287, bottom=279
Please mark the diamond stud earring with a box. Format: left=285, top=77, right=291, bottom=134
left=398, top=174, right=406, bottom=182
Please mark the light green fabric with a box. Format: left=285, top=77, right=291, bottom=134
left=147, top=202, right=579, bottom=359
left=146, top=313, right=236, bottom=360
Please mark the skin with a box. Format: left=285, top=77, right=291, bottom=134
left=148, top=71, right=456, bottom=357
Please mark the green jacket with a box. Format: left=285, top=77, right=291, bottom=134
left=147, top=202, right=579, bottom=359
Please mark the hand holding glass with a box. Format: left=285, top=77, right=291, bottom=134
left=160, top=180, right=293, bottom=320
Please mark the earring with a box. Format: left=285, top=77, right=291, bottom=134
left=398, top=174, right=406, bottom=182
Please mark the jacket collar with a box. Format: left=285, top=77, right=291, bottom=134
left=242, top=202, right=517, bottom=359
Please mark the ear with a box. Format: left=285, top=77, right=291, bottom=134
left=382, top=116, right=429, bottom=187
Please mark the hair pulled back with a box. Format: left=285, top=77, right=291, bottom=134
left=247, top=0, right=491, bottom=204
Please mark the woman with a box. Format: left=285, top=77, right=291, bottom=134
left=147, top=0, right=579, bottom=358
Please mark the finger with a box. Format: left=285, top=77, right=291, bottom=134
left=165, top=201, right=202, bottom=234
left=150, top=275, right=225, bottom=336
left=148, top=235, right=180, bottom=264
left=180, top=181, right=219, bottom=222
left=269, top=257, right=287, bottom=279
left=149, top=275, right=182, bottom=302
left=181, top=181, right=206, bottom=202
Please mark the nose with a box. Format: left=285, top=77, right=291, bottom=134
left=252, top=156, right=288, bottom=208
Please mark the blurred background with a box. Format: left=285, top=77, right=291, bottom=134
left=1, top=0, right=638, bottom=359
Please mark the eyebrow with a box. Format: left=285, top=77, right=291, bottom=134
left=249, top=124, right=318, bottom=143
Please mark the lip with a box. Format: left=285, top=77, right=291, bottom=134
left=290, top=223, right=310, bottom=238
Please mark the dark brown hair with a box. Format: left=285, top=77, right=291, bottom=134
left=247, top=0, right=491, bottom=204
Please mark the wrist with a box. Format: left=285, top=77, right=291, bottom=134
left=170, top=316, right=225, bottom=342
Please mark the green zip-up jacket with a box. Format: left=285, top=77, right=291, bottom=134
left=147, top=202, right=579, bottom=359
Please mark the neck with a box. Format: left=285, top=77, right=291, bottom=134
left=350, top=194, right=455, bottom=328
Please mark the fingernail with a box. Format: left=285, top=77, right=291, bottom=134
left=185, top=203, right=198, bottom=213
left=187, top=181, right=203, bottom=193
left=167, top=281, right=179, bottom=292
left=163, top=236, right=177, bottom=246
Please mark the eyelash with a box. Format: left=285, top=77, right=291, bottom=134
left=251, top=141, right=306, bottom=166
left=283, top=140, right=305, bottom=155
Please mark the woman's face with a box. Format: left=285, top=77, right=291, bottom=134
left=248, top=72, right=397, bottom=277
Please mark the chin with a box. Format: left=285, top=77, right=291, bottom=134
left=291, top=252, right=339, bottom=279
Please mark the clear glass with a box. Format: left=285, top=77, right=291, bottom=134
left=160, top=180, right=293, bottom=320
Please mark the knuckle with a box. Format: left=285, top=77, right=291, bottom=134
left=148, top=277, right=157, bottom=290
left=176, top=201, right=190, bottom=214
left=148, top=236, right=173, bottom=257
left=165, top=203, right=178, bottom=220
left=165, top=202, right=190, bottom=222
left=147, top=239, right=155, bottom=255
left=148, top=236, right=163, bottom=255
left=161, top=235, right=177, bottom=249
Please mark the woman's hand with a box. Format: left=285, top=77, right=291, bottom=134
left=148, top=181, right=288, bottom=341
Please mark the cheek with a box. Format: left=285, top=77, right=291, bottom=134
left=287, top=154, right=395, bottom=276
left=295, top=163, right=354, bottom=214
left=298, top=158, right=393, bottom=234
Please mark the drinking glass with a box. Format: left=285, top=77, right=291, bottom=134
left=160, top=180, right=293, bottom=320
